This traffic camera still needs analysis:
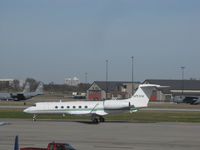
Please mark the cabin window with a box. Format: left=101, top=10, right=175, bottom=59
left=61, top=106, right=64, bottom=109
left=85, top=106, right=88, bottom=108
left=67, top=106, right=70, bottom=109
left=79, top=106, right=82, bottom=108
left=55, top=106, right=58, bottom=109
left=73, top=106, right=76, bottom=109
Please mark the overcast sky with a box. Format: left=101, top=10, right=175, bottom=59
left=0, top=0, right=200, bottom=84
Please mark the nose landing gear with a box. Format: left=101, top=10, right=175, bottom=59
left=33, top=114, right=37, bottom=122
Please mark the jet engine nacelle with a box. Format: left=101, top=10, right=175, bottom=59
left=104, top=100, right=129, bottom=109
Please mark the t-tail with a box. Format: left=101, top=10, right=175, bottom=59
left=130, top=84, right=164, bottom=108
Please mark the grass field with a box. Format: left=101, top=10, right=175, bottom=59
left=1, top=109, right=200, bottom=123
left=1, top=99, right=200, bottom=123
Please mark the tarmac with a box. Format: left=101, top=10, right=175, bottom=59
left=0, top=119, right=200, bottom=150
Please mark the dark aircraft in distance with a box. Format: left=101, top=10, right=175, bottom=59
left=0, top=82, right=30, bottom=100
left=0, top=82, right=43, bottom=101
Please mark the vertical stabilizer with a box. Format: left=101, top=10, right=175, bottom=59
left=35, top=82, right=44, bottom=94
left=23, top=82, right=30, bottom=93
left=130, top=84, right=161, bottom=108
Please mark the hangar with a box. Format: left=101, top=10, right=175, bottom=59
left=144, top=79, right=200, bottom=101
left=87, top=81, right=140, bottom=100
left=87, top=79, right=200, bottom=101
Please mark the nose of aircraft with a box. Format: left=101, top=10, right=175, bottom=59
left=23, top=108, right=29, bottom=113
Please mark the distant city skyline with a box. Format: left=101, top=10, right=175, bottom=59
left=1, top=0, right=200, bottom=84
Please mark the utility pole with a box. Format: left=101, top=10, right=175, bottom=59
left=106, top=60, right=108, bottom=99
left=131, top=56, right=134, bottom=96
left=85, top=72, right=88, bottom=84
left=181, top=66, right=185, bottom=97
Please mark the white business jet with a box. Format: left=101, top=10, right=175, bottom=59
left=24, top=84, right=162, bottom=123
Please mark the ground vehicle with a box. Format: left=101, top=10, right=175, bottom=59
left=20, top=142, right=76, bottom=150
left=14, top=136, right=76, bottom=150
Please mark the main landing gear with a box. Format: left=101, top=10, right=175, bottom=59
left=99, top=116, right=105, bottom=122
left=91, top=115, right=105, bottom=124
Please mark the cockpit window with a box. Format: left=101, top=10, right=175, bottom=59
left=32, top=104, right=36, bottom=107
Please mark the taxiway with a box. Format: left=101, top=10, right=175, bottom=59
left=0, top=119, right=200, bottom=150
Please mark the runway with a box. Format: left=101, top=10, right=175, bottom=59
left=0, top=119, right=200, bottom=150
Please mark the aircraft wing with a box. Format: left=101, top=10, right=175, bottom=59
left=0, top=93, right=13, bottom=100
left=90, top=103, right=107, bottom=116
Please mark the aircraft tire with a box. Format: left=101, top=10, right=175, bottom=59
left=99, top=117, right=105, bottom=122
left=93, top=118, right=99, bottom=124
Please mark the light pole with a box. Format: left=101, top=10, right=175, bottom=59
left=85, top=72, right=88, bottom=84
left=106, top=60, right=108, bottom=99
left=181, top=66, right=185, bottom=97
left=131, top=56, right=134, bottom=96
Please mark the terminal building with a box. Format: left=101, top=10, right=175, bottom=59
left=64, top=77, right=80, bottom=86
left=0, top=79, right=18, bottom=89
left=0, top=79, right=16, bottom=86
